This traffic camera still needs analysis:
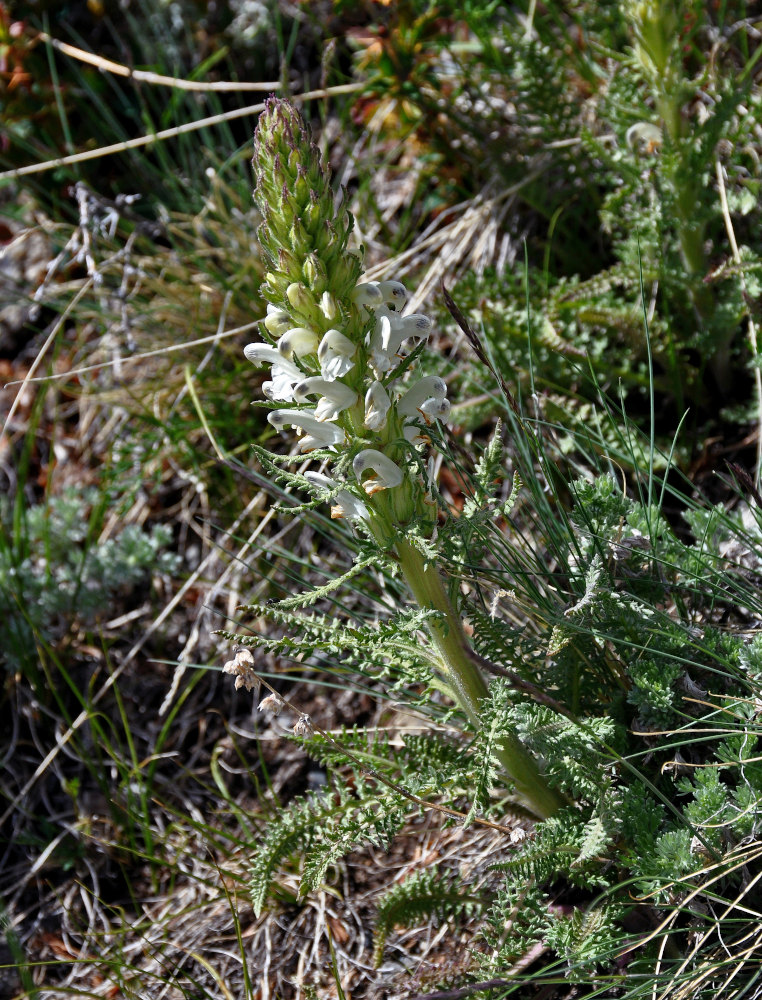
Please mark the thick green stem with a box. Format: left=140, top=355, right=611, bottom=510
left=395, top=538, right=565, bottom=820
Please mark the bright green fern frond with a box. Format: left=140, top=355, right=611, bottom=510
left=251, top=774, right=412, bottom=915
left=464, top=679, right=517, bottom=826
left=300, top=790, right=409, bottom=894
left=492, top=810, right=610, bottom=889
left=510, top=700, right=622, bottom=802
left=372, top=867, right=482, bottom=968
left=250, top=786, right=345, bottom=916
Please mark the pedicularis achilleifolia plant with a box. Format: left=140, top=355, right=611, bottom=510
left=225, top=97, right=564, bottom=821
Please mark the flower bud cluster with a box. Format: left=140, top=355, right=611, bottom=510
left=246, top=98, right=450, bottom=542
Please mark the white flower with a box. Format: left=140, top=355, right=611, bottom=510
left=293, top=376, right=358, bottom=421
left=353, top=448, right=404, bottom=494
left=318, top=329, right=356, bottom=380
left=268, top=409, right=346, bottom=451
left=397, top=376, right=449, bottom=421
left=352, top=282, right=385, bottom=308
left=244, top=342, right=303, bottom=402
left=395, top=312, right=433, bottom=347
left=364, top=381, right=391, bottom=430
left=369, top=308, right=433, bottom=374
left=304, top=471, right=369, bottom=521
left=377, top=280, right=408, bottom=309
left=352, top=279, right=409, bottom=310
left=244, top=343, right=282, bottom=367
left=263, top=359, right=303, bottom=403
left=278, top=327, right=320, bottom=359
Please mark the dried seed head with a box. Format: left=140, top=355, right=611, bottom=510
left=258, top=693, right=285, bottom=715
left=222, top=647, right=258, bottom=692
left=293, top=714, right=314, bottom=737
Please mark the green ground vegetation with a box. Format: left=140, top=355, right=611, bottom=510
left=3, top=2, right=762, bottom=998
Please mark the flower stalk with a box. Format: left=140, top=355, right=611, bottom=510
left=395, top=539, right=564, bottom=819
left=242, top=96, right=563, bottom=819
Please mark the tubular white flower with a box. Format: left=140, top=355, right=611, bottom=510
left=353, top=449, right=404, bottom=494
left=278, top=327, right=319, bottom=359
left=377, top=280, right=408, bottom=309
left=420, top=396, right=451, bottom=420
left=244, top=343, right=302, bottom=402
left=396, top=312, right=433, bottom=344
left=397, top=376, right=448, bottom=419
left=264, top=304, right=293, bottom=336
left=293, top=377, right=358, bottom=421
left=304, top=471, right=369, bottom=521
left=403, top=423, right=429, bottom=446
left=244, top=343, right=282, bottom=367
left=352, top=281, right=385, bottom=308
left=318, top=329, right=356, bottom=380
left=268, top=409, right=346, bottom=451
left=364, top=381, right=391, bottom=430
left=369, top=308, right=433, bottom=374
left=369, top=310, right=399, bottom=373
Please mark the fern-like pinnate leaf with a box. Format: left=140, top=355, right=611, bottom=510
left=372, top=867, right=481, bottom=967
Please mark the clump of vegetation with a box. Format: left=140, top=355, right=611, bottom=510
left=3, top=3, right=762, bottom=999
left=0, top=486, right=178, bottom=674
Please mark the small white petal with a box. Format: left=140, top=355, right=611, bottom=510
left=377, top=312, right=395, bottom=352
left=364, top=381, right=391, bottom=431
left=353, top=449, right=404, bottom=493
left=318, top=329, right=356, bottom=380
left=378, top=280, right=408, bottom=308
left=304, top=471, right=369, bottom=520
left=397, top=313, right=432, bottom=341
left=268, top=409, right=346, bottom=451
left=263, top=359, right=303, bottom=402
left=403, top=424, right=428, bottom=446
left=420, top=397, right=451, bottom=420
left=321, top=291, right=339, bottom=321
